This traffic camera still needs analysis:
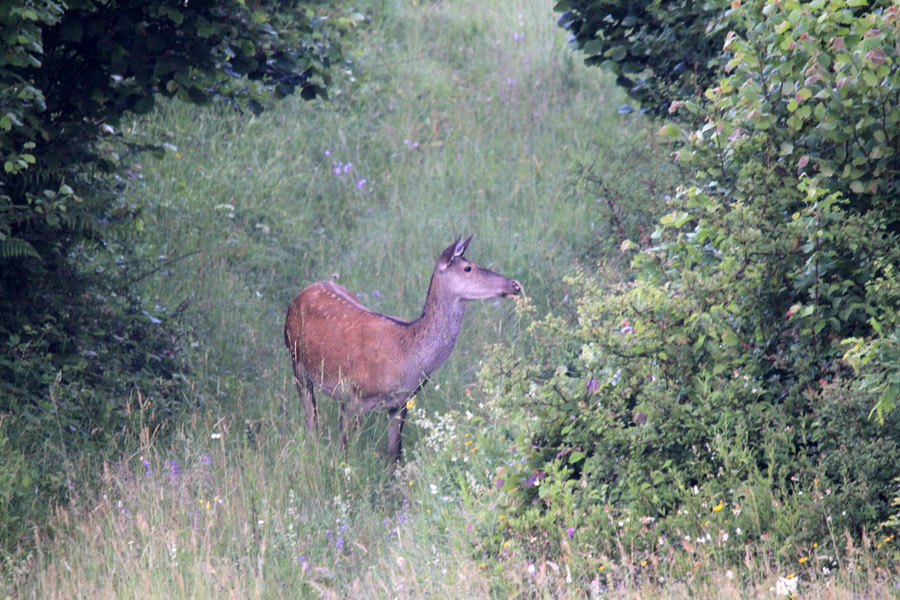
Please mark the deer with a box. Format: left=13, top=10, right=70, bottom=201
left=284, top=235, right=520, bottom=462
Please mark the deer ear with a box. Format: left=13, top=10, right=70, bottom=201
left=438, top=236, right=462, bottom=269
left=454, top=234, right=473, bottom=258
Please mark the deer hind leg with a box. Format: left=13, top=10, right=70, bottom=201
left=292, top=361, right=318, bottom=434
left=387, top=403, right=409, bottom=463
left=339, top=394, right=364, bottom=451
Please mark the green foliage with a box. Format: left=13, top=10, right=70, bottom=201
left=555, top=0, right=730, bottom=116
left=0, top=0, right=343, bottom=551
left=487, top=0, right=900, bottom=570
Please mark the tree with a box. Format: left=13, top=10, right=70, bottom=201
left=0, top=0, right=343, bottom=548
left=555, top=0, right=729, bottom=117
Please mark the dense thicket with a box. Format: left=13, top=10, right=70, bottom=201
left=484, top=0, right=900, bottom=567
left=0, top=0, right=341, bottom=549
left=555, top=0, right=729, bottom=117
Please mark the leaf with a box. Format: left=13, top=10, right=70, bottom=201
left=568, top=451, right=586, bottom=464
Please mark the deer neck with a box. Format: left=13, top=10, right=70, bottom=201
left=406, top=278, right=467, bottom=378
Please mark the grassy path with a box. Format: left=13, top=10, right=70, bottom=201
left=6, top=1, right=637, bottom=597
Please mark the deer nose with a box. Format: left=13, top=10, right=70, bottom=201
left=511, top=280, right=522, bottom=295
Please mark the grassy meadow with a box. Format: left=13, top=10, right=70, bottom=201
left=4, top=0, right=900, bottom=598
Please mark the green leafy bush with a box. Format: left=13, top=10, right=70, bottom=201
left=555, top=0, right=730, bottom=117
left=483, top=0, right=900, bottom=571
left=0, top=0, right=344, bottom=550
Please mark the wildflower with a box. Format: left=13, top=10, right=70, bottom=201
left=169, top=460, right=182, bottom=479
left=774, top=575, right=798, bottom=596
left=201, top=454, right=211, bottom=465
left=142, top=458, right=152, bottom=476
left=298, top=556, right=309, bottom=571
left=712, top=501, right=724, bottom=512
left=567, top=527, right=575, bottom=538
left=527, top=563, right=536, bottom=575
left=211, top=432, right=221, bottom=439
left=799, top=556, right=808, bottom=564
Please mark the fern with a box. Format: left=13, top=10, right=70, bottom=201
left=0, top=236, right=40, bottom=260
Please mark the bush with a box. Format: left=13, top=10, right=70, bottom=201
left=482, top=0, right=900, bottom=570
left=0, top=0, right=345, bottom=550
left=555, top=0, right=730, bottom=117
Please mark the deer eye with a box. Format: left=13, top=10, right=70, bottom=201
left=464, top=265, right=472, bottom=272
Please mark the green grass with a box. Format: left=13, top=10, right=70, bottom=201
left=5, top=0, right=900, bottom=598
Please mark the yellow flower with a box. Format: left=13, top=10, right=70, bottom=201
left=799, top=556, right=808, bottom=564
left=406, top=397, right=415, bottom=410
left=712, top=502, right=725, bottom=512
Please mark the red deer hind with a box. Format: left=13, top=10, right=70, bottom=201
left=284, top=235, right=520, bottom=461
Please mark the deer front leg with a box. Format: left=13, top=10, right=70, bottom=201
left=387, top=403, right=409, bottom=463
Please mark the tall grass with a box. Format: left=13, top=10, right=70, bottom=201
left=5, top=0, right=899, bottom=598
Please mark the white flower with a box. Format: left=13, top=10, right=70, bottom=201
left=774, top=576, right=798, bottom=596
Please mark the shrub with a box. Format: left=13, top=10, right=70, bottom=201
left=483, top=0, right=900, bottom=570
left=0, top=0, right=345, bottom=550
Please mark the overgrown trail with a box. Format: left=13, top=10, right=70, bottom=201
left=6, top=1, right=634, bottom=597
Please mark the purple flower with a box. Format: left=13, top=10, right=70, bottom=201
left=200, top=454, right=211, bottom=465
left=298, top=556, right=309, bottom=571
left=343, top=162, right=353, bottom=173
left=372, top=289, right=382, bottom=298
left=494, top=478, right=505, bottom=490
left=567, top=527, right=575, bottom=538
left=356, top=178, right=367, bottom=190
left=586, top=377, right=600, bottom=395
left=142, top=459, right=152, bottom=476
left=169, top=460, right=182, bottom=479
left=336, top=535, right=344, bottom=551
